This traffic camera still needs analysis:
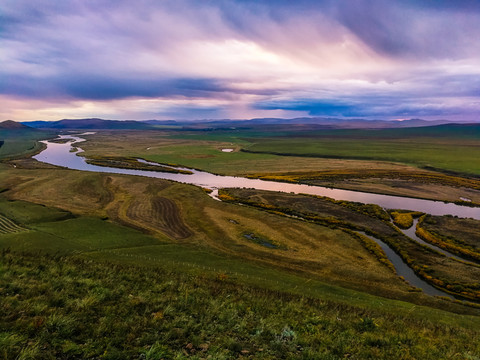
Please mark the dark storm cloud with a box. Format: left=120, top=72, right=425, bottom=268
left=332, top=0, right=480, bottom=59
left=255, top=99, right=358, bottom=117
left=61, top=77, right=231, bottom=100
left=1, top=74, right=233, bottom=100
left=253, top=89, right=480, bottom=118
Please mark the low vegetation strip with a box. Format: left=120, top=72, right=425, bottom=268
left=416, top=215, right=480, bottom=263
left=419, top=215, right=480, bottom=251
left=346, top=230, right=396, bottom=273
left=245, top=168, right=480, bottom=191
left=85, top=156, right=193, bottom=174
left=2, top=250, right=480, bottom=359
left=0, top=214, right=26, bottom=234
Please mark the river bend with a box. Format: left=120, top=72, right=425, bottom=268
left=32, top=135, right=480, bottom=299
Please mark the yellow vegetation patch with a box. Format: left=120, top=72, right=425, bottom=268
left=390, top=212, right=414, bottom=229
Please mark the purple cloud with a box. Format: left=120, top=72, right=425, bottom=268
left=1, top=0, right=480, bottom=120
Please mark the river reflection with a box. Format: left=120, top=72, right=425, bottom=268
left=34, top=135, right=480, bottom=220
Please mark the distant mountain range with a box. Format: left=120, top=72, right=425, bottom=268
left=23, top=118, right=155, bottom=130
left=167, top=117, right=453, bottom=129
left=18, top=117, right=457, bottom=130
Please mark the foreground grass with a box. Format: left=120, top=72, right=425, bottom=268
left=2, top=250, right=480, bottom=360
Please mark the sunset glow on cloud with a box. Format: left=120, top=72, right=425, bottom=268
left=1, top=0, right=480, bottom=121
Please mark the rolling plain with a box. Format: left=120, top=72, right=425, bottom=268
left=1, top=122, right=480, bottom=359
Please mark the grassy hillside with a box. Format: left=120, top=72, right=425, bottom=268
left=2, top=251, right=480, bottom=360
left=0, top=168, right=413, bottom=301
left=2, top=127, right=480, bottom=358
left=0, top=128, right=53, bottom=160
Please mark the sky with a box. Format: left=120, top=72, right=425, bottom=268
left=1, top=0, right=480, bottom=121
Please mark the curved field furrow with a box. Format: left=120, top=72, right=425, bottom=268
left=125, top=196, right=192, bottom=239
left=0, top=214, right=26, bottom=234
left=126, top=197, right=153, bottom=224
left=151, top=197, right=192, bottom=239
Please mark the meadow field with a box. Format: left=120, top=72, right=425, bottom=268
left=1, top=126, right=480, bottom=358
left=0, top=128, right=53, bottom=161
left=77, top=126, right=480, bottom=204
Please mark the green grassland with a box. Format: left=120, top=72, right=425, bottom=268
left=77, top=131, right=423, bottom=176
left=0, top=129, right=54, bottom=160
left=163, top=124, right=480, bottom=175
left=75, top=128, right=480, bottom=204
left=244, top=132, right=480, bottom=176
left=2, top=127, right=480, bottom=357
left=80, top=127, right=480, bottom=179
left=3, top=251, right=480, bottom=360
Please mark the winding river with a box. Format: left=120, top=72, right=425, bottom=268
left=33, top=135, right=480, bottom=298
left=34, top=135, right=480, bottom=220
left=359, top=232, right=448, bottom=297
left=398, top=218, right=467, bottom=262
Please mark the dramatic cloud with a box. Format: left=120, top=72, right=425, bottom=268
left=1, top=0, right=480, bottom=120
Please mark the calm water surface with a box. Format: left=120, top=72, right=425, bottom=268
left=398, top=218, right=468, bottom=262
left=359, top=232, right=450, bottom=297
left=34, top=135, right=480, bottom=220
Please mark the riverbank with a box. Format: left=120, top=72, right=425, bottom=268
left=218, top=188, right=480, bottom=302
left=33, top=135, right=480, bottom=220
